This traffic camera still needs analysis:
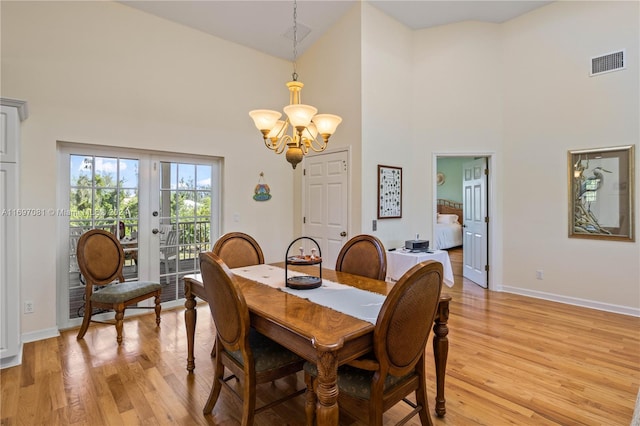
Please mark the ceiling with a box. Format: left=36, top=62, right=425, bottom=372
left=120, top=1, right=553, bottom=60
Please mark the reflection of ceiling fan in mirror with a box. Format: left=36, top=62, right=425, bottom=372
left=437, top=172, right=446, bottom=186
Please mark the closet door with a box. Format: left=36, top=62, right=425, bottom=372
left=0, top=103, right=24, bottom=367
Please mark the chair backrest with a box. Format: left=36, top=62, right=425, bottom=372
left=163, top=230, right=178, bottom=257
left=76, top=229, right=125, bottom=287
left=212, top=232, right=264, bottom=269
left=199, top=252, right=250, bottom=353
left=335, top=234, right=387, bottom=280
left=375, top=260, right=443, bottom=377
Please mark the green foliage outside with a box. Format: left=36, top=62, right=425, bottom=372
left=70, top=173, right=211, bottom=245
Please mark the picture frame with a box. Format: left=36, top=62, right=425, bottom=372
left=568, top=145, right=635, bottom=241
left=378, top=165, right=402, bottom=219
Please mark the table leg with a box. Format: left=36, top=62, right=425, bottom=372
left=185, top=281, right=197, bottom=373
left=433, top=295, right=451, bottom=417
left=314, top=349, right=339, bottom=426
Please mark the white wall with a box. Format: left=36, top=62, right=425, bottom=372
left=410, top=20, right=505, bottom=287
left=409, top=1, right=639, bottom=311
left=501, top=1, right=639, bottom=310
left=1, top=1, right=297, bottom=335
left=361, top=3, right=414, bottom=244
left=295, top=2, right=363, bottom=235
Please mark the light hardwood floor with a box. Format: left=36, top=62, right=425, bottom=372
left=2, top=248, right=639, bottom=425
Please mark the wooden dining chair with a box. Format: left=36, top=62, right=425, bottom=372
left=209, top=232, right=265, bottom=355
left=212, top=232, right=264, bottom=268
left=76, top=229, right=162, bottom=345
left=304, top=260, right=443, bottom=426
left=335, top=234, right=387, bottom=280
left=199, top=252, right=305, bottom=425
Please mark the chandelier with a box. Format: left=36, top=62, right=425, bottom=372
left=248, top=0, right=342, bottom=169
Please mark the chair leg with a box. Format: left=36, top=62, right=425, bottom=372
left=114, top=304, right=125, bottom=345
left=203, top=349, right=224, bottom=414
left=211, top=339, right=217, bottom=358
left=240, top=367, right=256, bottom=426
left=76, top=300, right=92, bottom=340
left=154, top=292, right=162, bottom=326
left=416, top=364, right=433, bottom=426
left=304, top=372, right=316, bottom=426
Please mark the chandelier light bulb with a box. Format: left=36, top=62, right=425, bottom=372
left=249, top=110, right=282, bottom=135
left=302, top=122, right=318, bottom=141
left=283, top=104, right=317, bottom=129
left=312, top=114, right=342, bottom=136
left=267, top=120, right=286, bottom=140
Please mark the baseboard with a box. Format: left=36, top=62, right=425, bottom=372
left=0, top=345, right=24, bottom=369
left=501, top=286, right=640, bottom=317
left=1, top=328, right=60, bottom=369
left=22, top=327, right=60, bottom=343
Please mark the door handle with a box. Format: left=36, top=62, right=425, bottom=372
left=152, top=228, right=165, bottom=235
left=340, top=231, right=347, bottom=237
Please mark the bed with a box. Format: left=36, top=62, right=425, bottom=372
left=435, top=199, right=463, bottom=249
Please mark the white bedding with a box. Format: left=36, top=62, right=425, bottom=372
left=435, top=222, right=463, bottom=249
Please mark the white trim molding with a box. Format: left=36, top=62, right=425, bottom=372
left=502, top=286, right=640, bottom=317
left=0, top=98, right=28, bottom=121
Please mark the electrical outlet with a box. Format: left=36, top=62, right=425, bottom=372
left=536, top=270, right=544, bottom=280
left=24, top=300, right=34, bottom=314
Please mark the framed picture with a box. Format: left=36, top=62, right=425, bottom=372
left=568, top=145, right=635, bottom=241
left=378, top=165, right=402, bottom=219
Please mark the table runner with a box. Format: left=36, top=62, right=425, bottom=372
left=230, top=264, right=384, bottom=324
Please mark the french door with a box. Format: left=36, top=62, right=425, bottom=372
left=57, top=144, right=220, bottom=329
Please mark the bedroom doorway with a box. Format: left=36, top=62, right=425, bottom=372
left=435, top=155, right=490, bottom=288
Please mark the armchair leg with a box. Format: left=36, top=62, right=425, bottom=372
left=154, top=292, right=162, bottom=326
left=241, top=371, right=256, bottom=426
left=204, top=353, right=224, bottom=414
left=114, top=304, right=125, bottom=345
left=76, top=300, right=92, bottom=340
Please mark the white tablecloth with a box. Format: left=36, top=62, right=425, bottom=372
left=386, top=249, right=454, bottom=287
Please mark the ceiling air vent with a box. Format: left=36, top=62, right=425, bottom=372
left=590, top=50, right=625, bottom=76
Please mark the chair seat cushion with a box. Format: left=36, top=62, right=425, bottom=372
left=304, top=361, right=412, bottom=400
left=227, top=329, right=303, bottom=373
left=91, top=281, right=161, bottom=304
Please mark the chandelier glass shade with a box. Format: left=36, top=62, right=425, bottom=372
left=248, top=1, right=342, bottom=169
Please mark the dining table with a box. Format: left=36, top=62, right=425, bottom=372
left=183, top=262, right=451, bottom=424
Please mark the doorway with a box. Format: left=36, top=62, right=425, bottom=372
left=435, top=154, right=491, bottom=288
left=57, top=144, right=220, bottom=330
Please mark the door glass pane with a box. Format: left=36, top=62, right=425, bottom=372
left=68, top=154, right=139, bottom=319
left=159, top=161, right=212, bottom=303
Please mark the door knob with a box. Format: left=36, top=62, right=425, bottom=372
left=152, top=228, right=165, bottom=235
left=340, top=231, right=347, bottom=237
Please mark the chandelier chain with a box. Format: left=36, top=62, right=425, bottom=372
left=292, top=0, right=298, bottom=81
left=248, top=0, right=341, bottom=169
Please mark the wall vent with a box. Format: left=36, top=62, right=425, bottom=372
left=590, top=50, right=625, bottom=76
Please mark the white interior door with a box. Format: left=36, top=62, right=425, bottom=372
left=462, top=158, right=488, bottom=287
left=303, top=150, right=349, bottom=269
